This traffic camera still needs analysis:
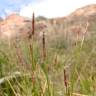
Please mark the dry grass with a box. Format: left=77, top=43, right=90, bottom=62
left=0, top=13, right=95, bottom=96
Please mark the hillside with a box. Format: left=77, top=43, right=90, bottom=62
left=0, top=4, right=96, bottom=44
left=0, top=4, right=96, bottom=96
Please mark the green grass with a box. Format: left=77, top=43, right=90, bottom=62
left=0, top=36, right=96, bottom=96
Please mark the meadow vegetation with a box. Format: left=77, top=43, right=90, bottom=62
left=0, top=13, right=96, bottom=96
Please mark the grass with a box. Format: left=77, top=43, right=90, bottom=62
left=0, top=15, right=96, bottom=96
left=0, top=35, right=96, bottom=96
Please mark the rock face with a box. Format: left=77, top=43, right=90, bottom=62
left=0, top=14, right=31, bottom=40
left=70, top=4, right=96, bottom=17
left=0, top=4, right=96, bottom=43
left=0, top=13, right=48, bottom=41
